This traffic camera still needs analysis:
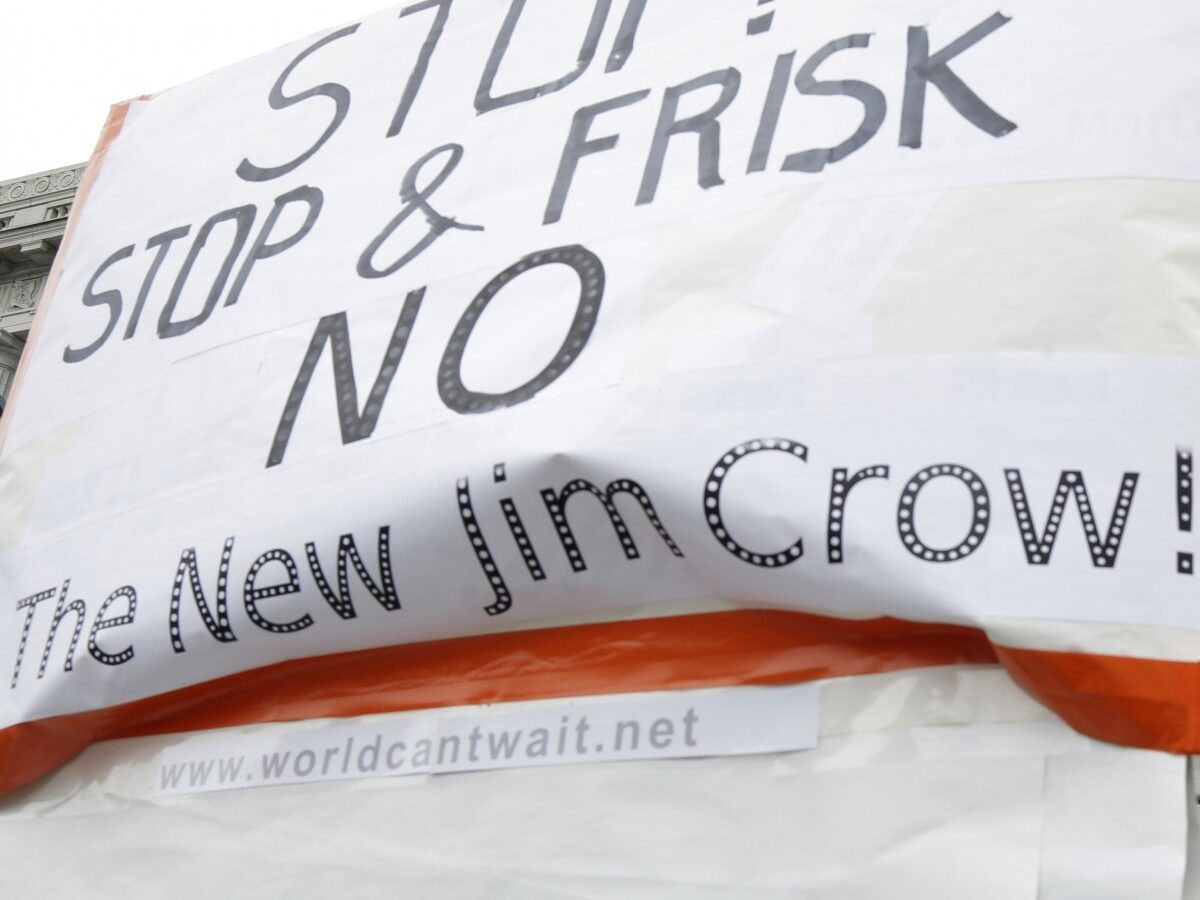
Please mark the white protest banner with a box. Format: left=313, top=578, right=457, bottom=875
left=3, top=0, right=1200, bottom=792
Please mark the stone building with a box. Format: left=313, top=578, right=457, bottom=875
left=0, top=163, right=85, bottom=407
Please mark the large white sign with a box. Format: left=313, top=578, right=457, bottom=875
left=3, top=0, right=1200, bottom=788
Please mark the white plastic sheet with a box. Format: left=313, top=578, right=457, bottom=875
left=0, top=667, right=1185, bottom=898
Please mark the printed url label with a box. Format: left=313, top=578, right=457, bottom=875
left=157, top=684, right=820, bottom=795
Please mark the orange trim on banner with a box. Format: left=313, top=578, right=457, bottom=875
left=994, top=644, right=1200, bottom=753
left=3, top=608, right=1199, bottom=796
left=0, top=609, right=994, bottom=795
left=0, top=99, right=139, bottom=452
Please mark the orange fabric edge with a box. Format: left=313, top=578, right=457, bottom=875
left=0, top=98, right=141, bottom=452
left=994, top=644, right=1200, bottom=753
left=0, top=609, right=995, bottom=795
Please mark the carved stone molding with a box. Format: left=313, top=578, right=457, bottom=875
left=10, top=280, right=36, bottom=310
left=0, top=165, right=86, bottom=205
left=17, top=240, right=53, bottom=264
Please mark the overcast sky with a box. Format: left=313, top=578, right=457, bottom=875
left=3, top=1, right=385, bottom=181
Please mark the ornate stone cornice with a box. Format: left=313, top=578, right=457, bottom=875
left=0, top=221, right=68, bottom=251
left=0, top=164, right=86, bottom=208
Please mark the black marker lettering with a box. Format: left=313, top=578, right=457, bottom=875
left=266, top=288, right=424, bottom=468
left=476, top=0, right=612, bottom=114
left=63, top=244, right=135, bottom=363
left=387, top=0, right=455, bottom=138
left=237, top=24, right=361, bottom=182
left=438, top=245, right=603, bottom=414
left=637, top=68, right=741, bottom=205
left=157, top=205, right=256, bottom=339
left=125, top=226, right=190, bottom=340
left=900, top=12, right=1016, bottom=149
left=544, top=89, right=650, bottom=225
left=358, top=144, right=482, bottom=279
left=783, top=35, right=885, bottom=173
left=226, top=185, right=323, bottom=307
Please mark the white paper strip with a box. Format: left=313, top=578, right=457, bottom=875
left=156, top=683, right=820, bottom=795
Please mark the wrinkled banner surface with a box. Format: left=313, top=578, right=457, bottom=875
left=3, top=0, right=1200, bottom=791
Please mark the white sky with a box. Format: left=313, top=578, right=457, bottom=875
left=2, top=1, right=388, bottom=181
